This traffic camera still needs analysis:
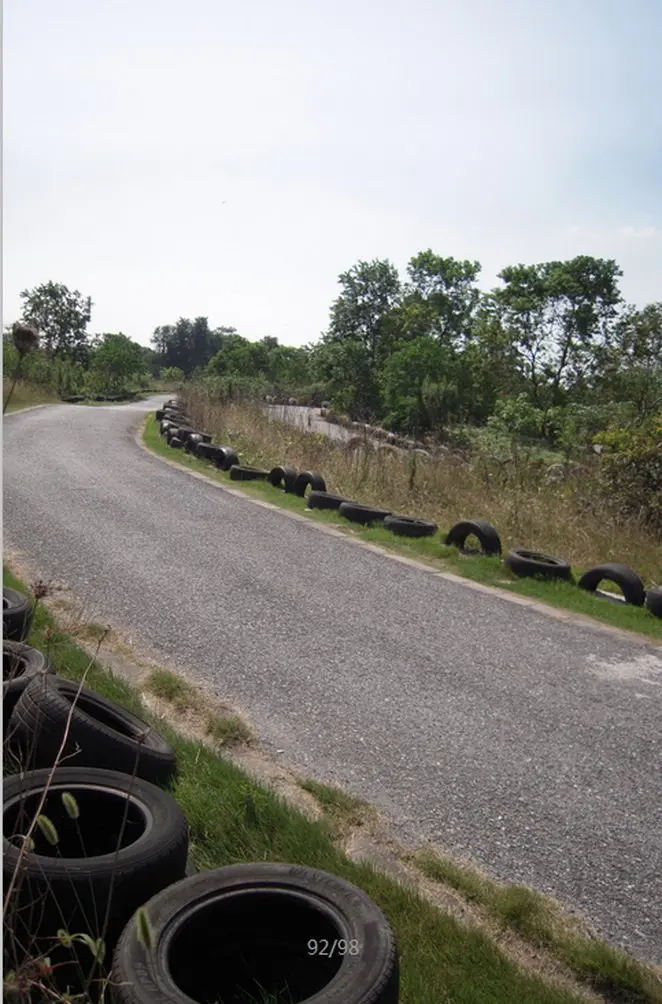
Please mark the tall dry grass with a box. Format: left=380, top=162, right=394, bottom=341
left=182, top=387, right=662, bottom=585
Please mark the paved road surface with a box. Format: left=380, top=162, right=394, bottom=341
left=4, top=399, right=662, bottom=963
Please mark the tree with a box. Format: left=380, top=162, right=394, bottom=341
left=594, top=302, right=662, bottom=418
left=152, top=318, right=233, bottom=374
left=380, top=336, right=452, bottom=432
left=396, top=251, right=482, bottom=347
left=317, top=259, right=401, bottom=418
left=90, top=333, right=146, bottom=392
left=493, top=256, right=623, bottom=408
left=19, top=281, right=93, bottom=365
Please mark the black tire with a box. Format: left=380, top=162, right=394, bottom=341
left=155, top=409, right=165, bottom=421
left=3, top=642, right=55, bottom=734
left=175, top=426, right=196, bottom=443
left=184, top=433, right=203, bottom=454
left=383, top=515, right=438, bottom=538
left=169, top=437, right=184, bottom=449
left=444, top=519, right=502, bottom=557
left=267, top=465, right=298, bottom=491
left=645, top=585, right=662, bottom=618
left=3, top=767, right=189, bottom=982
left=200, top=432, right=212, bottom=443
left=293, top=471, right=327, bottom=497
left=339, top=502, right=392, bottom=526
left=307, top=491, right=354, bottom=511
left=195, top=442, right=213, bottom=461
left=504, top=548, right=573, bottom=581
left=577, top=563, right=646, bottom=607
left=3, top=587, right=32, bottom=642
left=9, top=675, right=178, bottom=787
left=111, top=863, right=399, bottom=1004
left=215, top=446, right=240, bottom=471
left=60, top=394, right=86, bottom=403
left=229, top=465, right=269, bottom=481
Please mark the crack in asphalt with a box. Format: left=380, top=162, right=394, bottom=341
left=3, top=397, right=662, bottom=963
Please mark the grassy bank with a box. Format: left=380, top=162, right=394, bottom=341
left=143, top=411, right=662, bottom=641
left=2, top=379, right=60, bottom=412
left=4, top=565, right=662, bottom=1004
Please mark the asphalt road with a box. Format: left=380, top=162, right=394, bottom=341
left=4, top=398, right=662, bottom=964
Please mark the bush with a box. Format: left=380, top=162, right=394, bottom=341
left=597, top=412, right=662, bottom=534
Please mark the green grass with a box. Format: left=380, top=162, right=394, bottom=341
left=144, top=667, right=198, bottom=710
left=415, top=850, right=662, bottom=1003
left=299, top=779, right=374, bottom=839
left=204, top=712, right=254, bottom=748
left=8, top=565, right=655, bottom=1004
left=143, top=415, right=662, bottom=641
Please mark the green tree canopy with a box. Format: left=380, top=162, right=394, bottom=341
left=19, top=281, right=93, bottom=365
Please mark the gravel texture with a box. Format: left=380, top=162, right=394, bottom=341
left=4, top=398, right=662, bottom=963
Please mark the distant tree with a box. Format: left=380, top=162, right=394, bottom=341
left=152, top=317, right=233, bottom=374
left=19, top=281, right=93, bottom=365
left=395, top=251, right=482, bottom=347
left=316, top=258, right=401, bottom=417
left=493, top=256, right=623, bottom=408
left=594, top=302, right=662, bottom=418
left=90, top=333, right=146, bottom=392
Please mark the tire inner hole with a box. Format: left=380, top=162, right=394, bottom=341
left=167, top=889, right=344, bottom=1004
left=4, top=786, right=147, bottom=857
left=3, top=652, right=27, bottom=680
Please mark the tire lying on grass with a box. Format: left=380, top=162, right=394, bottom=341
left=577, top=563, right=646, bottom=607
left=111, top=863, right=399, bottom=1004
left=383, top=515, right=438, bottom=538
left=267, top=465, right=298, bottom=491
left=9, top=675, right=178, bottom=786
left=215, top=446, right=240, bottom=471
left=444, top=519, right=502, bottom=557
left=3, top=587, right=32, bottom=642
left=307, top=490, right=355, bottom=511
left=645, top=585, right=662, bottom=618
left=3, top=642, right=55, bottom=734
left=503, top=548, right=573, bottom=582
left=155, top=409, right=165, bottom=421
left=3, top=767, right=189, bottom=985
left=184, top=433, right=203, bottom=454
left=169, top=436, right=184, bottom=449
left=293, top=470, right=327, bottom=497
left=339, top=502, right=392, bottom=526
left=229, top=465, right=269, bottom=482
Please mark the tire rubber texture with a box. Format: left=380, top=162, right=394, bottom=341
left=267, top=466, right=298, bottom=491
left=293, top=471, right=327, bottom=497
left=111, top=862, right=399, bottom=1004
left=307, top=491, right=354, bottom=511
left=444, top=519, right=502, bottom=556
left=339, top=502, right=392, bottom=526
left=9, top=675, right=178, bottom=786
left=577, top=563, right=646, bottom=606
left=3, top=642, right=55, bottom=734
left=645, top=585, right=662, bottom=618
left=215, top=446, right=240, bottom=471
left=169, top=437, right=184, bottom=449
left=383, top=515, right=438, bottom=538
left=155, top=409, right=165, bottom=420
left=175, top=426, right=196, bottom=443
left=229, top=465, right=269, bottom=481
left=184, top=433, right=203, bottom=454
left=3, top=766, right=189, bottom=978
left=503, top=548, right=572, bottom=581
left=3, top=587, right=32, bottom=642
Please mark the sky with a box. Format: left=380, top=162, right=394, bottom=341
left=3, top=0, right=661, bottom=349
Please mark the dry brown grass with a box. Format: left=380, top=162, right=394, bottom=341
left=182, top=388, right=662, bottom=584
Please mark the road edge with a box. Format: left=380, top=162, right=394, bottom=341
left=134, top=419, right=661, bottom=650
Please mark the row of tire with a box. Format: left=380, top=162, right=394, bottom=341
left=2, top=586, right=399, bottom=1003
left=157, top=401, right=662, bottom=617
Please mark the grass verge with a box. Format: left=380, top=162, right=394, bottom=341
left=143, top=414, right=662, bottom=642
left=4, top=564, right=662, bottom=1004
left=414, top=850, right=662, bottom=1003
left=2, top=379, right=60, bottom=412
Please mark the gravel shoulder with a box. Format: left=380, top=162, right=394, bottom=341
left=3, top=397, right=662, bottom=964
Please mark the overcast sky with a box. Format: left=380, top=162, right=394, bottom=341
left=3, top=0, right=661, bottom=348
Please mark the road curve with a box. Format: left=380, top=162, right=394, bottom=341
left=4, top=398, right=662, bottom=963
